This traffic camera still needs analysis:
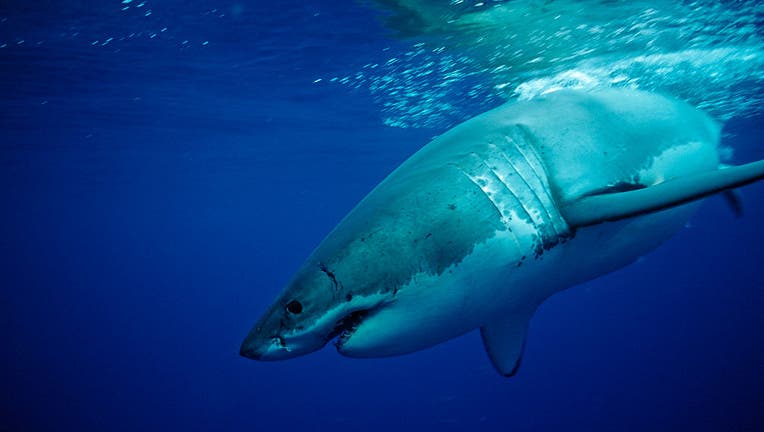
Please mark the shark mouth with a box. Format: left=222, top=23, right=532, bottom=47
left=330, top=309, right=370, bottom=349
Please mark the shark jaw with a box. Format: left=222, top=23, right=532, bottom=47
left=331, top=309, right=372, bottom=351
left=240, top=293, right=390, bottom=361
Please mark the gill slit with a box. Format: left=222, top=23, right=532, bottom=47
left=450, top=163, right=525, bottom=254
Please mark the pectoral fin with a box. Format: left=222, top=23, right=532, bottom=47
left=561, top=159, right=764, bottom=228
left=481, top=307, right=536, bottom=377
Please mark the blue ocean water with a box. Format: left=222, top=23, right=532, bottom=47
left=1, top=1, right=763, bottom=431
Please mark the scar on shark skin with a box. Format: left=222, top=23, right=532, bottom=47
left=318, top=262, right=340, bottom=290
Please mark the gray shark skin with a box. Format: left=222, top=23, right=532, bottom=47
left=240, top=89, right=764, bottom=376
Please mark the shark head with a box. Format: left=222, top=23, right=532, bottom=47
left=239, top=258, right=393, bottom=360
left=239, top=125, right=567, bottom=362
left=239, top=147, right=517, bottom=361
left=239, top=112, right=569, bottom=362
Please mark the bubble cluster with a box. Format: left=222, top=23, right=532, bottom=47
left=332, top=0, right=764, bottom=128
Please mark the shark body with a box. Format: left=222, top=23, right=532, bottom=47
left=240, top=89, right=764, bottom=376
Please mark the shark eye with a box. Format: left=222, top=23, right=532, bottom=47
left=286, top=300, right=303, bottom=314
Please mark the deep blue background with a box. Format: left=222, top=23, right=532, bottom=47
left=1, top=1, right=763, bottom=431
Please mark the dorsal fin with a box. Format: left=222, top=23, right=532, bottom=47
left=561, top=159, right=764, bottom=228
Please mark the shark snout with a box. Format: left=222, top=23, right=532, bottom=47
left=240, top=325, right=328, bottom=361
left=239, top=329, right=287, bottom=361
left=239, top=334, right=265, bottom=360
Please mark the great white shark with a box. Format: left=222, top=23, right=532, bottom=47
left=240, top=89, right=764, bottom=376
